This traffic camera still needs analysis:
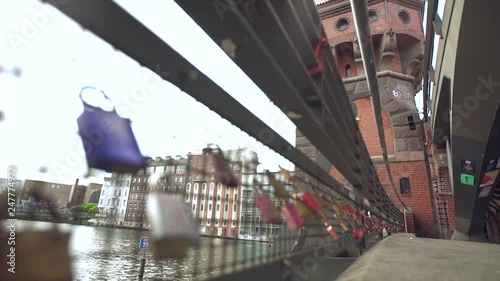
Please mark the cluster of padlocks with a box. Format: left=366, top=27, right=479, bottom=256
left=73, top=87, right=401, bottom=261
left=259, top=168, right=401, bottom=242
left=144, top=145, right=402, bottom=259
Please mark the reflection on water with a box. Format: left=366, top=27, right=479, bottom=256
left=15, top=221, right=271, bottom=281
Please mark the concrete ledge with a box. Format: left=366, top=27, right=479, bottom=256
left=336, top=233, right=500, bottom=281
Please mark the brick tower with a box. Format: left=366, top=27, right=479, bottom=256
left=297, top=0, right=454, bottom=238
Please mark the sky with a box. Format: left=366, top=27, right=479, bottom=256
left=0, top=0, right=445, bottom=186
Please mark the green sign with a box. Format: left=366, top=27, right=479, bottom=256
left=461, top=174, right=475, bottom=186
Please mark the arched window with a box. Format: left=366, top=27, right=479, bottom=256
left=186, top=183, right=191, bottom=191
left=210, top=183, right=214, bottom=191
left=400, top=177, right=411, bottom=194
left=345, top=64, right=351, bottom=77
left=202, top=183, right=207, bottom=191
left=217, top=183, right=222, bottom=191
left=194, top=183, right=199, bottom=192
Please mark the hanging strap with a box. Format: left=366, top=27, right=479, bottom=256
left=79, top=86, right=116, bottom=112
left=307, top=37, right=330, bottom=78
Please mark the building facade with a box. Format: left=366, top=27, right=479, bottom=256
left=301, top=0, right=454, bottom=238
left=0, top=178, right=23, bottom=203
left=186, top=147, right=259, bottom=238
left=96, top=173, right=132, bottom=226
left=83, top=183, right=103, bottom=204
left=124, top=156, right=187, bottom=228
left=240, top=171, right=291, bottom=239
left=20, top=180, right=73, bottom=209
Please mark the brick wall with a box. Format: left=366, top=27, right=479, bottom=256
left=404, top=208, right=416, bottom=233
left=377, top=161, right=435, bottom=237
left=309, top=0, right=449, bottom=238
left=354, top=98, right=395, bottom=155
left=320, top=1, right=424, bottom=44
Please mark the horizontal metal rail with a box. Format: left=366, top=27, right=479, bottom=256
left=173, top=0, right=402, bottom=223
left=286, top=0, right=402, bottom=220
left=39, top=0, right=402, bottom=225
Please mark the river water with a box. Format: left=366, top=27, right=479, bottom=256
left=12, top=220, right=273, bottom=281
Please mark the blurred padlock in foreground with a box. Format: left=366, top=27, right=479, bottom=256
left=147, top=193, right=200, bottom=259
left=77, top=86, right=148, bottom=173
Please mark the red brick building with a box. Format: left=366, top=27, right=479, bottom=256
left=297, top=0, right=455, bottom=238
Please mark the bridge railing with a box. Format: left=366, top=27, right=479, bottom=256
left=3, top=0, right=406, bottom=280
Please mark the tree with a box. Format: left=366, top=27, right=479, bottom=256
left=70, top=203, right=99, bottom=220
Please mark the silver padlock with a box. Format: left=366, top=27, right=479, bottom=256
left=147, top=193, right=199, bottom=259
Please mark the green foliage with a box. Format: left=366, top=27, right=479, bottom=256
left=70, top=203, right=99, bottom=214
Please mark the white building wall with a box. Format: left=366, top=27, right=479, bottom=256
left=97, top=173, right=131, bottom=224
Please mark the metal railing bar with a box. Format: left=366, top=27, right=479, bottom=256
left=173, top=0, right=402, bottom=221
left=277, top=0, right=403, bottom=221
left=350, top=0, right=407, bottom=210
left=38, top=0, right=399, bottom=224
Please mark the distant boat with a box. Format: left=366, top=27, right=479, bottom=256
left=238, top=234, right=269, bottom=242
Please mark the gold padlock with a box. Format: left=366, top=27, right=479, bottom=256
left=340, top=220, right=350, bottom=232
left=294, top=200, right=312, bottom=218
left=278, top=166, right=294, bottom=182
left=332, top=203, right=345, bottom=217
left=266, top=170, right=291, bottom=200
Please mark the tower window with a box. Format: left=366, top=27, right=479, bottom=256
left=368, top=10, right=379, bottom=23
left=407, top=116, right=416, bottom=130
left=345, top=64, right=352, bottom=77
left=398, top=10, right=411, bottom=24
left=335, top=18, right=350, bottom=31
left=400, top=178, right=411, bottom=194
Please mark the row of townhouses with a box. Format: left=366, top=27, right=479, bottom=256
left=15, top=146, right=292, bottom=238
left=97, top=147, right=291, bottom=238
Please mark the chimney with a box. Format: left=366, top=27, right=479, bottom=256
left=68, top=178, right=79, bottom=207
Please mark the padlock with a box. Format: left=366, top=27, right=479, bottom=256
left=353, top=227, right=364, bottom=240
left=324, top=222, right=339, bottom=240
left=294, top=200, right=312, bottom=218
left=343, top=202, right=355, bottom=215
left=147, top=193, right=199, bottom=259
left=282, top=203, right=304, bottom=230
left=255, top=194, right=281, bottom=223
left=340, top=220, right=350, bottom=232
left=77, top=87, right=148, bottom=173
left=302, top=192, right=321, bottom=213
left=353, top=210, right=361, bottom=221
left=344, top=234, right=352, bottom=242
left=359, top=224, right=368, bottom=234
left=211, top=146, right=239, bottom=187
left=266, top=171, right=291, bottom=200
left=332, top=203, right=345, bottom=217
left=279, top=166, right=294, bottom=182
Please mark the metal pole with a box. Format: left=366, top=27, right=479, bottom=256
left=349, top=0, right=407, bottom=210
left=404, top=208, right=408, bottom=233
left=421, top=121, right=440, bottom=238
left=422, top=0, right=439, bottom=122
left=138, top=250, right=146, bottom=279
left=444, top=135, right=454, bottom=194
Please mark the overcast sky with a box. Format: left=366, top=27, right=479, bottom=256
left=0, top=0, right=445, bottom=186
